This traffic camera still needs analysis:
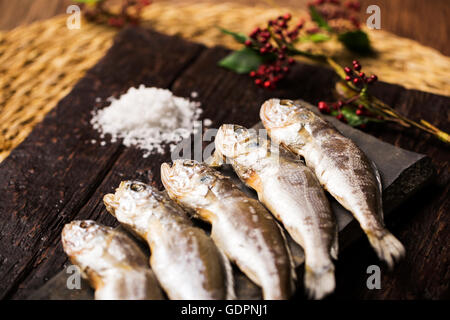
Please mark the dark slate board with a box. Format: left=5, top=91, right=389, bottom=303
left=0, top=27, right=438, bottom=300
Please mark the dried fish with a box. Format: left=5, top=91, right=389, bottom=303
left=260, top=98, right=405, bottom=268
left=103, top=181, right=234, bottom=300
left=161, top=159, right=296, bottom=299
left=211, top=124, right=338, bottom=299
left=61, top=220, right=164, bottom=300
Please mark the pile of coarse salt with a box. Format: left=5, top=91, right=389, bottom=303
left=91, top=85, right=206, bottom=157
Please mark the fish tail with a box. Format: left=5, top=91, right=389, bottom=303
left=217, top=247, right=236, bottom=300
left=330, top=226, right=339, bottom=260
left=304, top=262, right=335, bottom=300
left=367, top=230, right=405, bottom=270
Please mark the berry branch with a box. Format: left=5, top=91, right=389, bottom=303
left=218, top=1, right=449, bottom=144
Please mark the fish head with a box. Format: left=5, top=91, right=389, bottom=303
left=260, top=98, right=316, bottom=146
left=161, top=160, right=213, bottom=205
left=61, top=220, right=109, bottom=256
left=104, top=180, right=162, bottom=222
left=215, top=124, right=261, bottom=160
left=260, top=98, right=314, bottom=127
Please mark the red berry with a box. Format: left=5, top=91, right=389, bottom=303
left=250, top=28, right=260, bottom=38
left=264, top=81, right=272, bottom=88
left=336, top=114, right=345, bottom=121
left=344, top=67, right=351, bottom=74
left=245, top=39, right=252, bottom=46
left=255, top=79, right=262, bottom=85
left=278, top=20, right=287, bottom=28
left=353, top=78, right=360, bottom=84
left=359, top=72, right=365, bottom=78
left=283, top=66, right=290, bottom=73
left=345, top=75, right=351, bottom=81
left=283, top=13, right=292, bottom=20
left=352, top=60, right=359, bottom=65
left=278, top=54, right=286, bottom=60
left=318, top=101, right=329, bottom=112
left=353, top=63, right=361, bottom=71
left=337, top=100, right=344, bottom=108
left=351, top=17, right=360, bottom=28
left=288, top=58, right=295, bottom=64
left=249, top=71, right=256, bottom=77
left=370, top=74, right=378, bottom=81
left=260, top=47, right=268, bottom=54
left=357, top=104, right=364, bottom=109
left=356, top=109, right=363, bottom=115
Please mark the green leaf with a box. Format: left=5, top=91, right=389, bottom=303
left=338, top=30, right=372, bottom=54
left=218, top=48, right=265, bottom=74
left=299, top=33, right=331, bottom=43
left=309, top=6, right=331, bottom=31
left=341, top=107, right=367, bottom=126
left=218, top=27, right=249, bottom=44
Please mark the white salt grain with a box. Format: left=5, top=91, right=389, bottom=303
left=91, top=85, right=202, bottom=157
left=204, top=118, right=212, bottom=126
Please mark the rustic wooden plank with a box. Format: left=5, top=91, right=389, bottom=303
left=28, top=75, right=435, bottom=300
left=2, top=27, right=449, bottom=300
left=0, top=28, right=205, bottom=299
left=23, top=37, right=435, bottom=300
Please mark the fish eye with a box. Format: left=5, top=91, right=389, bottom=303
left=280, top=99, right=293, bottom=106
left=80, top=221, right=90, bottom=229
left=130, top=183, right=145, bottom=192
left=183, top=160, right=195, bottom=167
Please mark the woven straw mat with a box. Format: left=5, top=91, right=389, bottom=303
left=1, top=1, right=449, bottom=162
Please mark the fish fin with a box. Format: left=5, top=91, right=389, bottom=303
left=304, top=263, right=335, bottom=300
left=330, top=226, right=339, bottom=260
left=276, top=221, right=298, bottom=286
left=205, top=150, right=225, bottom=168
left=370, top=160, right=384, bottom=220
left=367, top=230, right=405, bottom=270
left=218, top=247, right=236, bottom=300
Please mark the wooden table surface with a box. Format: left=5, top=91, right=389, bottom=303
left=0, top=0, right=449, bottom=56
left=0, top=0, right=448, bottom=300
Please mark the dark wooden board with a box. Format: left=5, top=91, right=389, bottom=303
left=0, top=27, right=448, bottom=300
